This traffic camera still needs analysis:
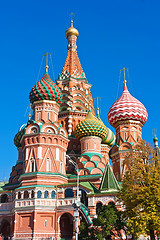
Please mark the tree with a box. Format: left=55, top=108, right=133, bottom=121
left=79, top=205, right=126, bottom=240
left=118, top=141, right=160, bottom=240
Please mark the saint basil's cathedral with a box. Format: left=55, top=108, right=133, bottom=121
left=0, top=20, right=150, bottom=239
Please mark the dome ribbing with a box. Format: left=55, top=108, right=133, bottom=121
left=108, top=84, right=148, bottom=127
left=29, top=69, right=61, bottom=104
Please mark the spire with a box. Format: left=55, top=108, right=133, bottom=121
left=59, top=19, right=85, bottom=80
left=100, top=163, right=120, bottom=192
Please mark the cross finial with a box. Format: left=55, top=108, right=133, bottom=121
left=153, top=128, right=157, bottom=137
left=43, top=52, right=52, bottom=65
left=43, top=52, right=52, bottom=73
left=94, top=97, right=101, bottom=118
left=69, top=13, right=75, bottom=22
left=120, top=67, right=128, bottom=86
left=27, top=103, right=32, bottom=120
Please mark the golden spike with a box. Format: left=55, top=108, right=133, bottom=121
left=120, top=67, right=128, bottom=86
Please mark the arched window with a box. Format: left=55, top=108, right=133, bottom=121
left=124, top=132, right=127, bottom=141
left=65, top=189, right=74, bottom=198
left=31, top=190, right=34, bottom=198
left=134, top=131, right=136, bottom=140
left=44, top=190, right=49, bottom=198
left=30, top=160, right=35, bottom=172
left=51, top=191, right=55, bottom=199
left=44, top=220, right=47, bottom=227
left=18, top=192, right=21, bottom=199
left=96, top=202, right=102, bottom=214
left=60, top=162, right=63, bottom=174
left=24, top=191, right=29, bottom=199
left=86, top=142, right=88, bottom=150
left=80, top=189, right=88, bottom=207
left=38, top=112, right=41, bottom=120
left=37, top=190, right=42, bottom=198
left=1, top=194, right=8, bottom=203
left=108, top=201, right=115, bottom=206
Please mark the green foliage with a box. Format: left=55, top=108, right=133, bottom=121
left=118, top=141, right=160, bottom=240
left=79, top=205, right=126, bottom=240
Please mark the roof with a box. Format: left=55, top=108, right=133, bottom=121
left=100, top=163, right=120, bottom=192
left=108, top=83, right=148, bottom=127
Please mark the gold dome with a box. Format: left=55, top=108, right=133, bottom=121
left=65, top=20, right=79, bottom=38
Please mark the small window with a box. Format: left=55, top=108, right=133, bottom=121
left=51, top=191, right=55, bottom=199
left=47, top=112, right=50, bottom=120
left=45, top=220, right=47, bottom=227
left=18, top=192, right=21, bottom=199
left=65, top=189, right=74, bottom=198
left=60, top=163, right=63, bottom=174
left=44, top=190, right=49, bottom=198
left=94, top=142, right=96, bottom=150
left=30, top=160, right=35, bottom=172
left=24, top=191, right=29, bottom=199
left=38, top=112, right=41, bottom=120
left=134, top=131, right=136, bottom=140
left=31, top=190, right=34, bottom=198
left=124, top=132, right=127, bottom=141
left=86, top=143, right=88, bottom=150
left=37, top=191, right=42, bottom=198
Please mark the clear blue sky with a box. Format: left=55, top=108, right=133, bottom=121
left=0, top=0, right=160, bottom=180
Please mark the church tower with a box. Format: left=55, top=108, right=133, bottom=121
left=108, top=71, right=148, bottom=181
left=10, top=64, right=69, bottom=189
left=56, top=20, right=95, bottom=160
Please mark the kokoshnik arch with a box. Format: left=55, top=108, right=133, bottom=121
left=0, top=20, right=149, bottom=240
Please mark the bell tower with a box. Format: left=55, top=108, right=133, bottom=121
left=56, top=20, right=95, bottom=159
left=108, top=69, right=148, bottom=181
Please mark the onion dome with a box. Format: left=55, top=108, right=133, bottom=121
left=65, top=20, right=79, bottom=38
left=108, top=82, right=148, bottom=127
left=153, top=136, right=158, bottom=142
left=29, top=66, right=62, bottom=104
left=75, top=110, right=115, bottom=146
left=14, top=124, right=26, bottom=148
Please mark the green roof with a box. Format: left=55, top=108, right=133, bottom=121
left=0, top=181, right=8, bottom=191
left=80, top=181, right=99, bottom=194
left=100, top=163, right=120, bottom=192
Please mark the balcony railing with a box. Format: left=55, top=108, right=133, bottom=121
left=15, top=197, right=76, bottom=208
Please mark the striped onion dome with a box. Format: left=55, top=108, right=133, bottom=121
left=75, top=110, right=115, bottom=146
left=108, top=83, right=148, bottom=127
left=29, top=66, right=61, bottom=104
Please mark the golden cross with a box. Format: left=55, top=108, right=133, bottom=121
left=94, top=97, right=101, bottom=109
left=43, top=52, right=52, bottom=65
left=153, top=128, right=157, bottom=137
left=69, top=13, right=75, bottom=21
left=120, top=67, right=128, bottom=85
left=27, top=103, right=32, bottom=120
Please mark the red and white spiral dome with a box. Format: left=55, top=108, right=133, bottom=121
left=108, top=83, right=148, bottom=127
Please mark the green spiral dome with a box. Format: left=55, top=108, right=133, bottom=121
left=75, top=110, right=115, bottom=146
